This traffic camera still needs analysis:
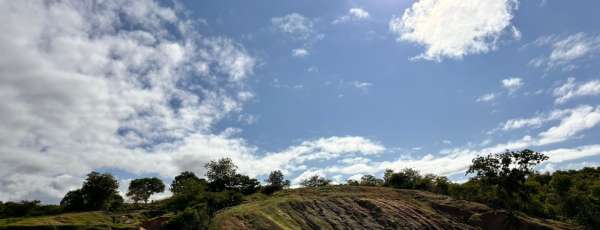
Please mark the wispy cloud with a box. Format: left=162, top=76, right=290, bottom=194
left=332, top=7, right=370, bottom=24
left=553, top=77, right=600, bottom=104
left=291, top=48, right=309, bottom=57
left=476, top=93, right=497, bottom=102
left=272, top=13, right=321, bottom=41
left=529, top=33, right=600, bottom=70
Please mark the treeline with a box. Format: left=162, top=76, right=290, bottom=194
left=331, top=149, right=599, bottom=228
left=2, top=149, right=600, bottom=228
left=0, top=158, right=291, bottom=230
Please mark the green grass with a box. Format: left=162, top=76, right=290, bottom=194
left=0, top=211, right=144, bottom=230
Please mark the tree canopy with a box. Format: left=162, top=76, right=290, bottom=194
left=60, top=171, right=122, bottom=211
left=300, top=175, right=331, bottom=187
left=466, top=149, right=548, bottom=211
left=127, top=177, right=165, bottom=204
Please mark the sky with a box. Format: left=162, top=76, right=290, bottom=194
left=1, top=0, right=600, bottom=203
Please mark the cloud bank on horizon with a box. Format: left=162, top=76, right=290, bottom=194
left=1, top=0, right=600, bottom=203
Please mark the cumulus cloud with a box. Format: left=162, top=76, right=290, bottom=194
left=291, top=48, right=309, bottom=57
left=553, top=77, right=600, bottom=104
left=0, top=0, right=262, bottom=202
left=289, top=105, right=600, bottom=183
left=530, top=33, right=600, bottom=70
left=389, top=0, right=518, bottom=61
left=501, top=77, right=523, bottom=93
left=332, top=7, right=370, bottom=24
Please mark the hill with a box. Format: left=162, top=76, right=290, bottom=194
left=210, top=186, right=578, bottom=230
left=0, top=210, right=146, bottom=230
left=0, top=186, right=580, bottom=230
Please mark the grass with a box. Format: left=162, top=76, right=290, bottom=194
left=0, top=211, right=145, bottom=230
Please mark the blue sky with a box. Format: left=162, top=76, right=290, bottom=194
left=1, top=0, right=600, bottom=203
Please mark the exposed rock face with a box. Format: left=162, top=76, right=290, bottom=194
left=210, top=186, right=578, bottom=230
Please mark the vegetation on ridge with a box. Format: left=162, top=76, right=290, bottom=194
left=1, top=149, right=600, bottom=229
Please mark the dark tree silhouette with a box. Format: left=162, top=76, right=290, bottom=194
left=170, top=171, right=206, bottom=195
left=360, top=175, right=383, bottom=186
left=80, top=172, right=120, bottom=210
left=300, top=175, right=331, bottom=187
left=466, top=149, right=548, bottom=211
left=205, top=158, right=238, bottom=191
left=127, top=177, right=165, bottom=204
left=266, top=170, right=290, bottom=189
left=60, top=171, right=121, bottom=211
left=60, top=189, right=86, bottom=212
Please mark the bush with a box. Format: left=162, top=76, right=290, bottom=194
left=300, top=175, right=331, bottom=187
left=163, top=206, right=209, bottom=230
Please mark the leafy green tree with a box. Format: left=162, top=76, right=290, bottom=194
left=360, top=175, right=383, bottom=186
left=346, top=179, right=360, bottom=186
left=433, top=176, right=450, bottom=195
left=300, top=175, right=331, bottom=187
left=415, top=174, right=436, bottom=191
left=170, top=171, right=206, bottom=195
left=383, top=169, right=394, bottom=186
left=127, top=177, right=165, bottom=204
left=107, top=193, right=124, bottom=211
left=60, top=172, right=120, bottom=211
left=233, top=174, right=260, bottom=195
left=163, top=206, right=209, bottom=230
left=466, top=149, right=548, bottom=211
left=80, top=171, right=120, bottom=210
left=60, top=189, right=86, bottom=212
left=205, top=158, right=238, bottom=191
left=266, top=170, right=290, bottom=189
left=387, top=168, right=420, bottom=189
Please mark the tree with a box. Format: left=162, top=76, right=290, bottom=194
left=466, top=149, right=548, bottom=211
left=383, top=169, right=394, bottom=186
left=434, top=176, right=450, bottom=195
left=266, top=170, right=290, bottom=189
left=300, top=175, right=331, bottom=187
left=205, top=158, right=237, bottom=191
left=233, top=174, right=260, bottom=195
left=80, top=171, right=120, bottom=210
left=127, top=177, right=165, bottom=204
left=360, top=175, right=383, bottom=186
left=60, top=189, right=86, bottom=212
left=170, top=171, right=206, bottom=195
left=387, top=168, right=421, bottom=189
left=346, top=179, right=360, bottom=186
left=263, top=170, right=290, bottom=194
left=60, top=172, right=120, bottom=211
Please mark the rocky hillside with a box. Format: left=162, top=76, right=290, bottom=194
left=210, top=186, right=578, bottom=230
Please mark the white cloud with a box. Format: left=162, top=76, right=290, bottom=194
left=332, top=7, right=370, bottom=24
left=501, top=77, right=523, bottom=93
left=272, top=13, right=316, bottom=40
left=289, top=105, right=600, bottom=183
left=476, top=93, right=497, bottom=102
left=536, top=105, right=600, bottom=145
left=546, top=145, right=600, bottom=164
left=553, top=77, right=600, bottom=104
left=351, top=81, right=373, bottom=92
left=389, top=0, right=518, bottom=61
left=501, top=109, right=569, bottom=131
left=530, top=33, right=600, bottom=70
left=291, top=48, right=309, bottom=57
left=349, top=8, right=370, bottom=19
left=0, top=0, right=259, bottom=202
